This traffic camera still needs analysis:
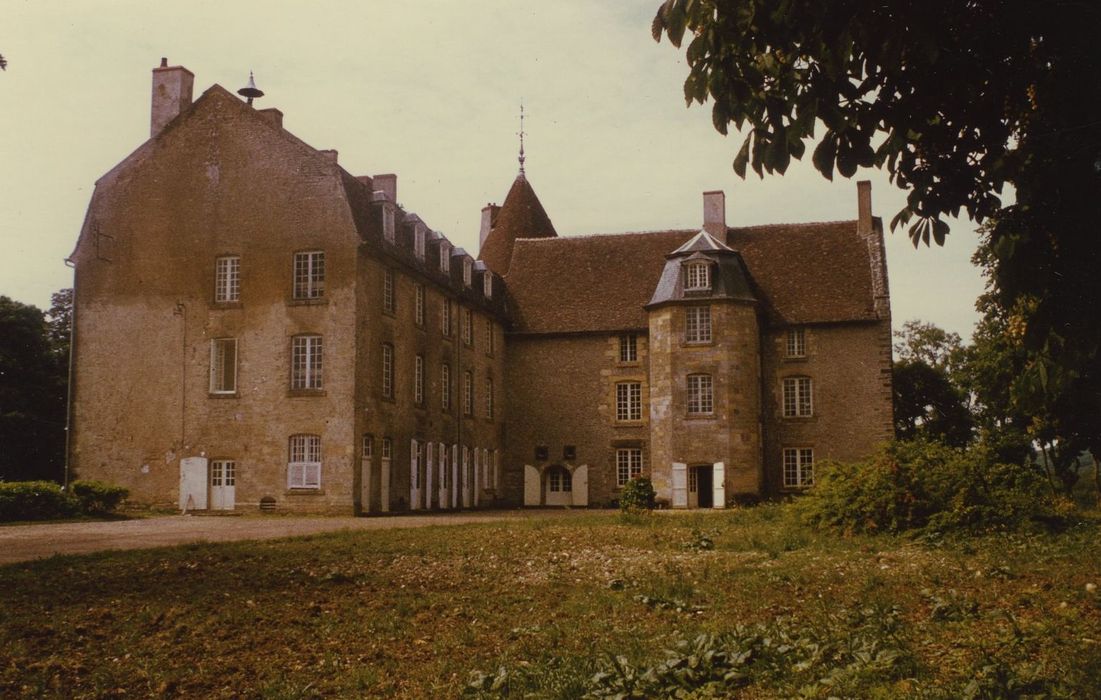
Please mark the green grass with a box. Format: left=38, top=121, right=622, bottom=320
left=2, top=506, right=1101, bottom=698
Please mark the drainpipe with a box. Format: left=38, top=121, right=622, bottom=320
left=62, top=259, right=77, bottom=487
left=174, top=301, right=187, bottom=451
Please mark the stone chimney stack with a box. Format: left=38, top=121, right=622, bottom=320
left=479, top=204, right=500, bottom=247
left=857, top=180, right=873, bottom=236
left=374, top=174, right=397, bottom=202
left=703, top=190, right=726, bottom=238
left=151, top=58, right=194, bottom=137
left=258, top=108, right=283, bottom=129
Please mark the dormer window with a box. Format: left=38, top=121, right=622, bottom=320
left=414, top=224, right=426, bottom=260
left=463, top=258, right=473, bottom=287
left=684, top=261, right=710, bottom=291
left=440, top=242, right=451, bottom=273
left=483, top=271, right=493, bottom=298
left=383, top=205, right=395, bottom=243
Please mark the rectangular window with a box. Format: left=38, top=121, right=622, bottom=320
left=209, top=338, right=238, bottom=394
left=288, top=434, right=321, bottom=489
left=783, top=377, right=813, bottom=417
left=440, top=242, right=451, bottom=272
left=463, top=259, right=473, bottom=287
left=211, top=459, right=236, bottom=487
left=619, top=333, right=638, bottom=363
left=485, top=320, right=494, bottom=355
left=441, top=299, right=452, bottom=336
left=291, top=335, right=323, bottom=390
left=414, top=354, right=425, bottom=405
left=687, top=374, right=714, bottom=415
left=685, top=306, right=712, bottom=343
left=549, top=467, right=572, bottom=493
left=441, top=363, right=451, bottom=410
left=415, top=284, right=425, bottom=327
left=783, top=448, right=814, bottom=487
left=787, top=328, right=806, bottom=358
left=362, top=434, right=373, bottom=459
left=464, top=371, right=474, bottom=416
left=616, top=448, right=643, bottom=486
left=685, top=261, right=710, bottom=290
left=382, top=343, right=394, bottom=399
left=688, top=468, right=698, bottom=493
left=485, top=378, right=494, bottom=419
left=414, top=224, right=426, bottom=260
left=616, top=382, right=642, bottom=421
left=383, top=206, right=395, bottom=242
left=293, top=251, right=325, bottom=300
left=382, top=437, right=392, bottom=459
left=483, top=272, right=493, bottom=298
left=383, top=268, right=395, bottom=313
left=411, top=439, right=421, bottom=489
left=463, top=308, right=474, bottom=346
left=214, top=256, right=240, bottom=303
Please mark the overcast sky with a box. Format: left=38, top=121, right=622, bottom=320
left=1, top=1, right=987, bottom=339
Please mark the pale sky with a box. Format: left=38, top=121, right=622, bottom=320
left=0, top=1, right=986, bottom=339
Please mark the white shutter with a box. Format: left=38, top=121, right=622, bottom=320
left=571, top=465, right=589, bottom=507
left=461, top=447, right=471, bottom=508
left=425, top=443, right=435, bottom=510
left=523, top=465, right=541, bottom=506
left=672, top=463, right=688, bottom=508
left=410, top=439, right=420, bottom=510
left=380, top=457, right=391, bottom=513
left=438, top=442, right=448, bottom=509
left=473, top=449, right=481, bottom=507
left=712, top=462, right=726, bottom=509
left=451, top=445, right=459, bottom=509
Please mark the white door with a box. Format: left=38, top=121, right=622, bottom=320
left=571, top=465, right=589, bottom=507
left=451, top=445, right=459, bottom=509
left=210, top=459, right=236, bottom=511
left=712, top=462, right=726, bottom=509
left=672, top=462, right=688, bottom=509
left=523, top=465, right=541, bottom=506
left=409, top=439, right=421, bottom=510
left=179, top=456, right=208, bottom=511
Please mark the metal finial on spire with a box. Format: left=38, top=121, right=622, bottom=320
left=518, top=101, right=526, bottom=177
left=237, top=70, right=264, bottom=107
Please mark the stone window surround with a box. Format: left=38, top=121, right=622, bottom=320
left=288, top=434, right=321, bottom=489
left=209, top=337, right=238, bottom=395
left=290, top=334, right=323, bottom=392
left=616, top=447, right=644, bottom=486
left=684, top=305, right=713, bottom=345
left=619, top=333, right=638, bottom=363
left=786, top=327, right=807, bottom=359
left=292, top=250, right=325, bottom=301
left=782, top=376, right=814, bottom=418
left=783, top=447, right=814, bottom=488
left=686, top=373, right=714, bottom=415
left=615, top=381, right=643, bottom=422
left=214, top=254, right=240, bottom=304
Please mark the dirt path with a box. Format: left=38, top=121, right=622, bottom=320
left=0, top=509, right=599, bottom=566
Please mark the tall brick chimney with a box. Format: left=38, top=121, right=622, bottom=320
left=703, top=190, right=726, bottom=237
left=151, top=58, right=194, bottom=137
left=479, top=204, right=500, bottom=247
left=374, top=174, right=397, bottom=203
left=857, top=180, right=873, bottom=236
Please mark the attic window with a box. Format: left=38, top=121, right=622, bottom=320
left=440, top=242, right=451, bottom=273
left=483, top=271, right=493, bottom=298
left=414, top=224, right=426, bottom=260
left=463, top=258, right=473, bottom=287
left=684, top=261, right=710, bottom=291
left=383, top=205, right=395, bottom=243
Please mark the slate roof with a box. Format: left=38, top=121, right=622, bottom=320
left=478, top=174, right=558, bottom=275
left=504, top=220, right=880, bottom=334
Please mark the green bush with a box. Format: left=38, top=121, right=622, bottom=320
left=70, top=480, right=129, bottom=515
left=619, top=477, right=656, bottom=513
left=0, top=481, right=78, bottom=521
left=795, top=440, right=1054, bottom=535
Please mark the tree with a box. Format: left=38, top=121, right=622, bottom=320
left=0, top=296, right=67, bottom=482
left=652, top=0, right=1101, bottom=459
left=892, top=320, right=972, bottom=448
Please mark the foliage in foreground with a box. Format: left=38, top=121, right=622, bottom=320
left=0, top=479, right=128, bottom=521
left=795, top=440, right=1055, bottom=535
left=618, top=477, right=656, bottom=513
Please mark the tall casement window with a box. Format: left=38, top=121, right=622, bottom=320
left=463, top=371, right=474, bottom=416
left=209, top=338, right=238, bottom=394
left=214, top=256, right=240, bottom=303
left=786, top=327, right=806, bottom=358
left=383, top=205, right=395, bottom=242
left=548, top=466, right=572, bottom=493
left=211, top=459, right=236, bottom=488
left=290, top=335, right=323, bottom=390
left=414, top=354, right=425, bottom=406
left=462, top=308, right=474, bottom=346
left=441, top=363, right=452, bottom=410
left=616, top=382, right=642, bottom=421
left=685, top=306, right=712, bottom=343
left=619, top=333, right=638, bottom=362
left=382, top=437, right=392, bottom=460
left=783, top=448, right=814, bottom=487
left=441, top=299, right=453, bottom=336
left=483, top=271, right=493, bottom=298
left=687, top=374, right=714, bottom=415
left=439, top=242, right=451, bottom=273
left=616, top=448, right=644, bottom=486
left=782, top=377, right=813, bottom=417
left=381, top=343, right=394, bottom=399
left=362, top=434, right=373, bottom=459
left=485, top=377, right=494, bottom=419
left=414, top=225, right=426, bottom=260
left=414, top=284, right=425, bottom=327
left=684, top=261, right=711, bottom=291
left=463, top=258, right=473, bottom=287
left=288, top=434, right=321, bottom=489
left=293, top=251, right=325, bottom=300
left=383, top=268, right=395, bottom=313
left=485, top=320, right=495, bottom=355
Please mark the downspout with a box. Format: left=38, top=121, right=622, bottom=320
left=62, top=258, right=77, bottom=487
left=174, top=301, right=187, bottom=452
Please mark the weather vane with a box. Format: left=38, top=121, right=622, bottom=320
left=518, top=101, right=526, bottom=176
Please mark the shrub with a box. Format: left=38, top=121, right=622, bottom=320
left=70, top=480, right=129, bottom=515
left=0, top=481, right=78, bottom=521
left=795, top=440, right=1054, bottom=535
left=619, top=477, right=656, bottom=513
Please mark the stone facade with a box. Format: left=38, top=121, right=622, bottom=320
left=69, top=61, right=893, bottom=513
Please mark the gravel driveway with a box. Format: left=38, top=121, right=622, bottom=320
left=0, top=510, right=595, bottom=566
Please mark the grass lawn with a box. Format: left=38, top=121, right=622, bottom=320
left=2, top=506, right=1100, bottom=698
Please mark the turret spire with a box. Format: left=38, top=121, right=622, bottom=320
left=517, top=101, right=526, bottom=177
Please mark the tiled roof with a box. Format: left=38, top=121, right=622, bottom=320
left=478, top=174, right=557, bottom=275
left=504, top=221, right=879, bottom=334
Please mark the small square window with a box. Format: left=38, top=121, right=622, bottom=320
left=563, top=445, right=576, bottom=461
left=535, top=445, right=549, bottom=461
left=684, top=261, right=710, bottom=291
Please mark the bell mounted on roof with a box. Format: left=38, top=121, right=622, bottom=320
left=237, top=71, right=264, bottom=107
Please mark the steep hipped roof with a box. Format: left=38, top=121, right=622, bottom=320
left=478, top=174, right=557, bottom=275
left=505, top=220, right=880, bottom=334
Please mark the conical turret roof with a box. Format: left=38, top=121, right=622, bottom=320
left=478, top=174, right=557, bottom=275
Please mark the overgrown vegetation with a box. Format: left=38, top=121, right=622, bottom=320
left=3, top=508, right=1099, bottom=697
left=618, top=477, right=656, bottom=514
left=0, top=479, right=128, bottom=522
